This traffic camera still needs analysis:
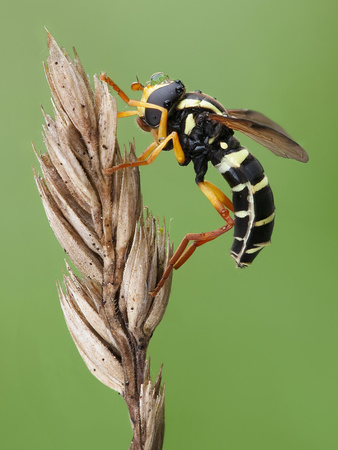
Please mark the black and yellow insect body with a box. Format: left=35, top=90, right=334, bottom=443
left=164, top=91, right=277, bottom=268
left=100, top=72, right=308, bottom=294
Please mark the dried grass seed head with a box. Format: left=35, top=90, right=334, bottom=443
left=34, top=31, right=173, bottom=393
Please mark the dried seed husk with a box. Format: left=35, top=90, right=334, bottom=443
left=58, top=279, right=124, bottom=393
left=35, top=172, right=103, bottom=282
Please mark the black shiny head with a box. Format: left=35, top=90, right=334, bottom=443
left=143, top=73, right=185, bottom=127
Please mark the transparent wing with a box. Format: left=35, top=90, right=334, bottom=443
left=210, top=109, right=309, bottom=163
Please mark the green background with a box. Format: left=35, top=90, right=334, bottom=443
left=1, top=0, right=337, bottom=449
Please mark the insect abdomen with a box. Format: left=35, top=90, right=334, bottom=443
left=215, top=147, right=275, bottom=267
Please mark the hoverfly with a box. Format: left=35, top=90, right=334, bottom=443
left=100, top=72, right=308, bottom=295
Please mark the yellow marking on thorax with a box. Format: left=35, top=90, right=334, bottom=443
left=177, top=98, right=201, bottom=109
left=177, top=98, right=223, bottom=114
left=184, top=113, right=196, bottom=135
left=200, top=100, right=223, bottom=114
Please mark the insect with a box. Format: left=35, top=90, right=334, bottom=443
left=100, top=72, right=308, bottom=296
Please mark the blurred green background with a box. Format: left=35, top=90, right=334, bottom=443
left=1, top=0, right=337, bottom=449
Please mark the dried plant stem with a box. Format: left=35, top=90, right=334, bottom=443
left=34, top=31, right=172, bottom=449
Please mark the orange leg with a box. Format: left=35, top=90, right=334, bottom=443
left=100, top=73, right=131, bottom=103
left=198, top=181, right=234, bottom=220
left=150, top=224, right=233, bottom=297
left=104, top=131, right=185, bottom=174
left=150, top=180, right=235, bottom=296
left=134, top=140, right=158, bottom=162
left=117, top=110, right=139, bottom=118
left=202, top=180, right=234, bottom=213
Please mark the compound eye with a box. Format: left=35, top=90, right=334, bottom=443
left=149, top=72, right=170, bottom=86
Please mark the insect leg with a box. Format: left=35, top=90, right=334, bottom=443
left=100, top=73, right=133, bottom=104
left=104, top=132, right=185, bottom=173
left=149, top=181, right=236, bottom=295
left=117, top=110, right=139, bottom=118
left=150, top=225, right=233, bottom=297
left=151, top=181, right=235, bottom=295
left=198, top=181, right=235, bottom=224
left=202, top=180, right=234, bottom=212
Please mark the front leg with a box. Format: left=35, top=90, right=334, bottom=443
left=104, top=132, right=185, bottom=174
